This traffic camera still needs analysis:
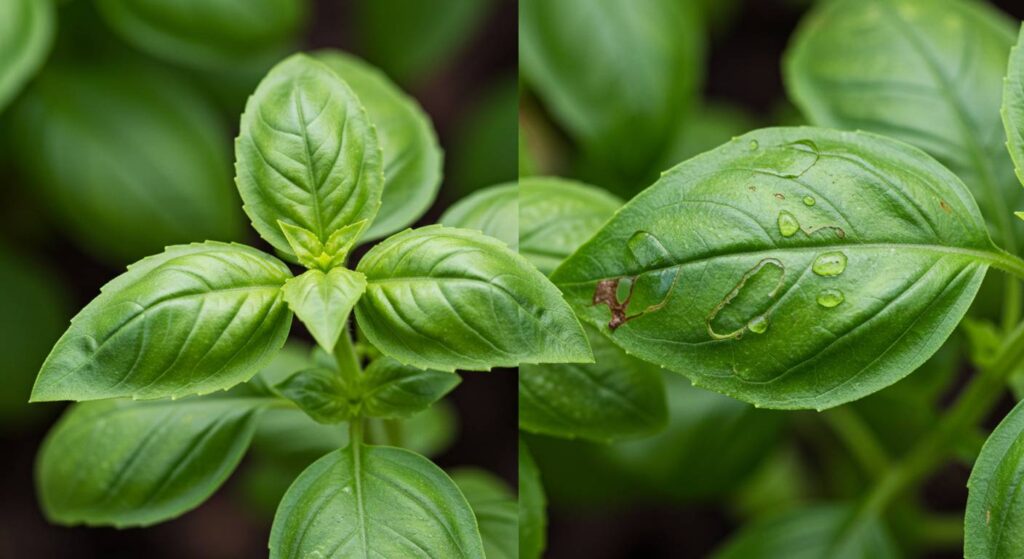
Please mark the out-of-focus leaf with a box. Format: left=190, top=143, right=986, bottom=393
left=452, top=77, right=518, bottom=194
left=452, top=468, right=518, bottom=559
left=657, top=103, right=755, bottom=171
left=439, top=183, right=518, bottom=248
left=518, top=441, right=547, bottom=559
left=0, top=0, right=54, bottom=113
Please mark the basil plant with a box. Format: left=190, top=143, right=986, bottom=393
left=29, top=52, right=591, bottom=558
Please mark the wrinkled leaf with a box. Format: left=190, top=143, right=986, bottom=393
left=0, top=0, right=53, bottom=113
left=360, top=356, right=460, bottom=419
left=439, top=183, right=518, bottom=248
left=451, top=468, right=518, bottom=559
left=282, top=267, right=366, bottom=352
left=966, top=398, right=1024, bottom=558
left=275, top=367, right=349, bottom=424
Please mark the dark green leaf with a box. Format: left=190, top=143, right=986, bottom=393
left=0, top=0, right=53, bottom=113
left=356, top=225, right=592, bottom=371
left=439, top=183, right=518, bottom=248
left=32, top=242, right=293, bottom=402
left=315, top=51, right=443, bottom=241
left=966, top=398, right=1024, bottom=558
left=552, top=127, right=994, bottom=409
left=276, top=367, right=350, bottom=424
left=451, top=468, right=518, bottom=559
left=518, top=441, right=546, bottom=559
left=282, top=267, right=366, bottom=352
left=360, top=356, right=460, bottom=419
left=236, top=53, right=383, bottom=257
left=269, top=444, right=485, bottom=558
left=37, top=396, right=268, bottom=527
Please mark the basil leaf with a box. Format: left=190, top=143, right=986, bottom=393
left=360, top=356, right=460, bottom=419
left=282, top=267, right=366, bottom=352
left=0, top=0, right=53, bottom=113
left=276, top=367, right=349, bottom=424
left=520, top=327, right=667, bottom=442
left=519, top=177, right=622, bottom=275
left=1004, top=25, right=1024, bottom=190
left=356, top=226, right=592, bottom=371
left=236, top=53, right=384, bottom=257
left=518, top=441, right=547, bottom=559
left=552, top=127, right=993, bottom=410
left=95, top=0, right=306, bottom=71
left=713, top=505, right=899, bottom=559
left=966, top=398, right=1024, bottom=558
left=9, top=61, right=242, bottom=263
left=269, top=444, right=485, bottom=558
left=315, top=50, right=443, bottom=242
left=785, top=0, right=1023, bottom=251
left=439, top=183, right=518, bottom=248
left=520, top=0, right=703, bottom=180
left=451, top=468, right=518, bottom=559
left=37, top=397, right=268, bottom=527
left=233, top=341, right=314, bottom=397
left=31, top=242, right=293, bottom=402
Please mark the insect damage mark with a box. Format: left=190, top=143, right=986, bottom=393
left=706, top=258, right=786, bottom=340
left=593, top=277, right=632, bottom=330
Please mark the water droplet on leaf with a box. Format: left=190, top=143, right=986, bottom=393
left=777, top=211, right=800, bottom=237
left=748, top=140, right=759, bottom=150
left=813, top=252, right=848, bottom=277
left=803, top=196, right=815, bottom=206
left=747, top=315, right=769, bottom=334
left=817, top=288, right=844, bottom=308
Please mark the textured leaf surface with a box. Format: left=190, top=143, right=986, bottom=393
left=452, top=468, right=518, bottom=559
left=552, top=127, right=993, bottom=409
left=966, top=398, right=1024, bottom=558
left=32, top=242, right=293, bottom=402
left=236, top=54, right=383, bottom=256
left=439, top=183, right=518, bottom=248
left=0, top=0, right=53, bottom=113
left=282, top=267, right=366, bottom=352
left=518, top=441, right=546, bottom=559
left=1004, top=25, right=1024, bottom=190
left=316, top=51, right=443, bottom=241
left=275, top=367, right=350, bottom=424
left=360, top=357, right=460, bottom=419
left=37, top=397, right=267, bottom=527
left=785, top=0, right=1023, bottom=250
left=10, top=61, right=241, bottom=263
left=270, top=444, right=485, bottom=558
left=356, top=226, right=591, bottom=371
left=519, top=177, right=621, bottom=275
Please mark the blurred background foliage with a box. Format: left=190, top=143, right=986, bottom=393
left=0, top=0, right=515, bottom=557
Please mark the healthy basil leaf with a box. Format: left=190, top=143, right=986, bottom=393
left=519, top=327, right=667, bottom=442
left=518, top=177, right=622, bottom=275
left=95, top=0, right=306, bottom=71
left=9, top=61, right=242, bottom=263
left=37, top=396, right=269, bottom=527
left=966, top=398, right=1024, bottom=558
left=713, top=505, right=899, bottom=559
left=236, top=54, right=384, bottom=257
left=31, top=242, right=293, bottom=402
left=439, top=183, right=518, bottom=248
left=1003, top=25, right=1024, bottom=190
left=518, top=441, right=547, bottom=559
left=0, top=0, right=53, bottom=113
left=785, top=0, right=1023, bottom=251
left=552, top=127, right=994, bottom=410
left=315, top=51, right=443, bottom=242
left=282, top=267, right=366, bottom=352
left=360, top=356, right=460, bottom=419
left=269, top=444, right=485, bottom=558
left=451, top=468, right=518, bottom=559
left=520, top=0, right=703, bottom=181
left=275, top=367, right=349, bottom=424
left=233, top=341, right=314, bottom=397
left=356, top=225, right=592, bottom=371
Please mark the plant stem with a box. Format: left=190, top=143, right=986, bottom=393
left=349, top=416, right=365, bottom=446
left=822, top=405, right=890, bottom=479
left=334, top=322, right=363, bottom=389
left=984, top=248, right=1024, bottom=283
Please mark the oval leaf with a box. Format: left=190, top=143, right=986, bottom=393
left=356, top=225, right=591, bottom=371
left=269, top=444, right=485, bottom=558
left=552, top=127, right=994, bottom=409
left=966, top=398, right=1024, bottom=558
left=282, top=267, right=367, bottom=352
left=32, top=242, right=293, bottom=402
left=360, top=356, right=460, bottom=419
left=315, top=50, right=443, bottom=241
left=236, top=53, right=384, bottom=257
left=37, top=397, right=267, bottom=527
left=451, top=468, right=518, bottom=559
left=439, top=183, right=518, bottom=248
left=0, top=0, right=53, bottom=113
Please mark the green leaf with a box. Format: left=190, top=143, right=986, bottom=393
left=785, top=0, right=1023, bottom=251
left=233, top=341, right=314, bottom=396
left=451, top=468, right=518, bottom=559
left=551, top=127, right=993, bottom=410
left=95, top=0, right=306, bottom=71
left=1004, top=24, right=1024, bottom=190
left=314, top=50, right=443, bottom=242
left=360, top=356, right=460, bottom=419
left=9, top=61, right=242, bottom=263
left=518, top=441, right=546, bottom=559
left=451, top=76, right=519, bottom=194
left=275, top=367, right=350, bottom=424
left=439, top=183, right=518, bottom=248
left=282, top=267, right=366, bottom=352
left=356, top=225, right=592, bottom=371
left=31, top=242, right=293, bottom=402
left=0, top=0, right=53, bottom=113
left=713, top=505, right=899, bottom=559
left=519, top=326, right=667, bottom=442
left=236, top=53, right=384, bottom=257
left=966, top=398, right=1024, bottom=558
left=269, top=444, right=485, bottom=558
left=37, top=396, right=268, bottom=527
left=520, top=0, right=703, bottom=179
left=519, top=177, right=622, bottom=275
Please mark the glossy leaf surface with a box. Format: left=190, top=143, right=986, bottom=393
left=966, top=398, right=1024, bottom=558
left=452, top=468, right=518, bottom=559
left=236, top=54, right=383, bottom=257
left=553, top=127, right=993, bottom=409
left=282, top=267, right=366, bottom=352
left=0, top=0, right=53, bottom=113
left=439, top=183, right=517, bottom=248
left=270, top=444, right=485, bottom=558
left=356, top=226, right=591, bottom=371
left=32, top=242, right=293, bottom=402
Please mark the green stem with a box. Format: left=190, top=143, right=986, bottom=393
left=350, top=416, right=365, bottom=447
left=983, top=248, right=1024, bottom=282
left=822, top=406, right=890, bottom=479
left=334, top=323, right=363, bottom=389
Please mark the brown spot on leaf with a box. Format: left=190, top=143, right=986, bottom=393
left=774, top=193, right=785, bottom=200
left=940, top=199, right=952, bottom=213
left=593, top=278, right=633, bottom=330
left=748, top=185, right=757, bottom=192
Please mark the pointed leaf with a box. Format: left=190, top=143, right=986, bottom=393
left=360, top=356, right=460, bottom=419
left=282, top=267, right=366, bottom=352
left=278, top=221, right=324, bottom=268
left=275, top=367, right=350, bottom=424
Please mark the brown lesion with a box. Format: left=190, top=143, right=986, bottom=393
left=940, top=199, right=952, bottom=213
left=593, top=277, right=632, bottom=330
